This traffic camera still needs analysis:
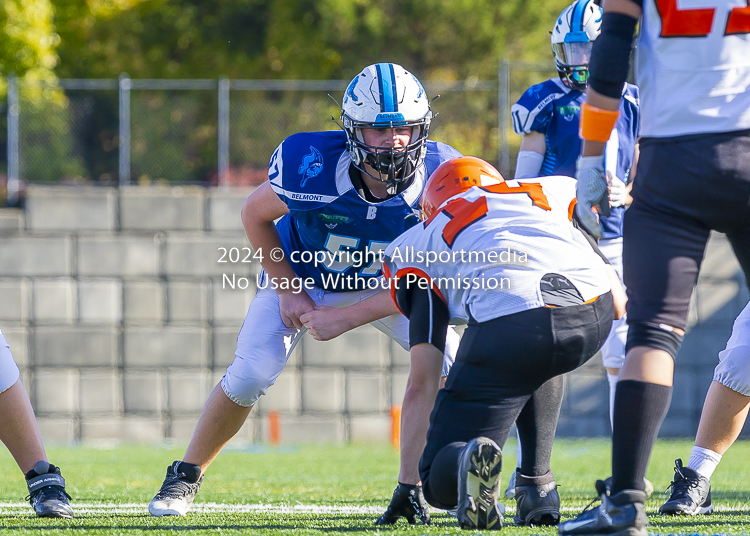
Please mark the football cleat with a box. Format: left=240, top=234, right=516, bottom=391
left=375, top=482, right=430, bottom=525
left=514, top=470, right=560, bottom=526
left=504, top=467, right=517, bottom=499
left=659, top=459, right=714, bottom=516
left=558, top=480, right=647, bottom=536
left=149, top=461, right=203, bottom=516
left=25, top=461, right=73, bottom=519
left=456, top=437, right=504, bottom=530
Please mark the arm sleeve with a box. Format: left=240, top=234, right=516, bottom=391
left=514, top=150, right=545, bottom=179
left=394, top=282, right=450, bottom=353
left=588, top=12, right=640, bottom=99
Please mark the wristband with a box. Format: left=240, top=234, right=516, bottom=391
left=579, top=103, right=620, bottom=143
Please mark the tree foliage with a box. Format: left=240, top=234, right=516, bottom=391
left=0, top=0, right=59, bottom=97
left=2, top=0, right=575, bottom=183
left=51, top=0, right=570, bottom=80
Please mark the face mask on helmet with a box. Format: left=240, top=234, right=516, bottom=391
left=551, top=0, right=602, bottom=91
left=420, top=157, right=504, bottom=220
left=340, top=63, right=432, bottom=195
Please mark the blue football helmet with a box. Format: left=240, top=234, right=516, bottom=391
left=340, top=63, right=432, bottom=193
left=551, top=0, right=603, bottom=90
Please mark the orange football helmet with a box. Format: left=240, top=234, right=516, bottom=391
left=420, top=156, right=504, bottom=219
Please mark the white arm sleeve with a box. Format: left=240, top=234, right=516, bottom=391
left=514, top=150, right=545, bottom=179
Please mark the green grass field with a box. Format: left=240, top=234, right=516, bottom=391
left=1, top=439, right=750, bottom=535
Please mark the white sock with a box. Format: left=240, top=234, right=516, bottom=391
left=607, top=372, right=619, bottom=430
left=687, top=446, right=722, bottom=479
left=516, top=428, right=522, bottom=468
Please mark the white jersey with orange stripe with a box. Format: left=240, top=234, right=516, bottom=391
left=384, top=176, right=611, bottom=324
left=636, top=0, right=750, bottom=137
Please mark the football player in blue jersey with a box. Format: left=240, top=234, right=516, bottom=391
left=0, top=339, right=74, bottom=517
left=148, top=63, right=462, bottom=522
left=506, top=0, right=641, bottom=501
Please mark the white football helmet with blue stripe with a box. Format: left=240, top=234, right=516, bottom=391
left=551, top=0, right=603, bottom=90
left=341, top=63, right=432, bottom=192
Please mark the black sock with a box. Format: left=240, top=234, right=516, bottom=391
left=611, top=380, right=672, bottom=494
left=516, top=376, right=564, bottom=476
left=25, top=461, right=54, bottom=480
left=176, top=461, right=202, bottom=483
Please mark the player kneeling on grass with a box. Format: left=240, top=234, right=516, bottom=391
left=148, top=63, right=462, bottom=518
left=383, top=157, right=625, bottom=530
left=0, top=330, right=73, bottom=518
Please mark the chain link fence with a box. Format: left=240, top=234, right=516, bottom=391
left=1, top=75, right=505, bottom=205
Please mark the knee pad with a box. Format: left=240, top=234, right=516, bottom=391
left=713, top=344, right=750, bottom=397
left=421, top=442, right=466, bottom=510
left=0, top=334, right=20, bottom=394
left=625, top=322, right=683, bottom=360
left=220, top=369, right=273, bottom=408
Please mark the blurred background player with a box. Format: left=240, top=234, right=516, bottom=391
left=148, top=63, right=461, bottom=521
left=385, top=157, right=624, bottom=530
left=508, top=0, right=639, bottom=498
left=559, top=0, right=750, bottom=534
left=0, top=330, right=73, bottom=518
left=659, top=301, right=750, bottom=516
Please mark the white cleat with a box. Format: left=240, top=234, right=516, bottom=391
left=148, top=461, right=203, bottom=517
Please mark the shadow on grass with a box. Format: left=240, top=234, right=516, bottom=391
left=0, top=525, right=388, bottom=533
left=0, top=514, right=407, bottom=533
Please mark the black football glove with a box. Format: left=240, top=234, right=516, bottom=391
left=375, top=482, right=430, bottom=525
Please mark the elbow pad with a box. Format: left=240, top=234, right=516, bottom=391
left=589, top=12, right=639, bottom=99
left=394, top=283, right=449, bottom=353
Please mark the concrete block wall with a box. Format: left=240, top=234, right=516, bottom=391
left=3, top=185, right=748, bottom=444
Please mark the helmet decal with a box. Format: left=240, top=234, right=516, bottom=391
left=411, top=74, right=424, bottom=98
left=570, top=0, right=587, bottom=35
left=375, top=63, right=398, bottom=113
left=345, top=75, right=360, bottom=104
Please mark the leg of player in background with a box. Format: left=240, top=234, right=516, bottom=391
left=0, top=336, right=73, bottom=518
left=182, top=385, right=254, bottom=470
left=693, top=383, right=750, bottom=469
left=0, top=380, right=47, bottom=472
left=660, top=302, right=750, bottom=515
left=598, top=237, right=627, bottom=429
left=513, top=375, right=563, bottom=526
left=150, top=286, right=305, bottom=516
left=515, top=376, right=563, bottom=478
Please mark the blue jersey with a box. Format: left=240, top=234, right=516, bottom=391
left=511, top=78, right=640, bottom=240
left=268, top=130, right=461, bottom=291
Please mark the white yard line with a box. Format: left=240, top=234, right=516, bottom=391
left=0, top=502, right=746, bottom=515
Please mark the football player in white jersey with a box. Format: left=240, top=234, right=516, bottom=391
left=384, top=156, right=623, bottom=530
left=508, top=0, right=642, bottom=500
left=0, top=332, right=73, bottom=517
left=148, top=64, right=462, bottom=523
left=560, top=0, right=750, bottom=534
